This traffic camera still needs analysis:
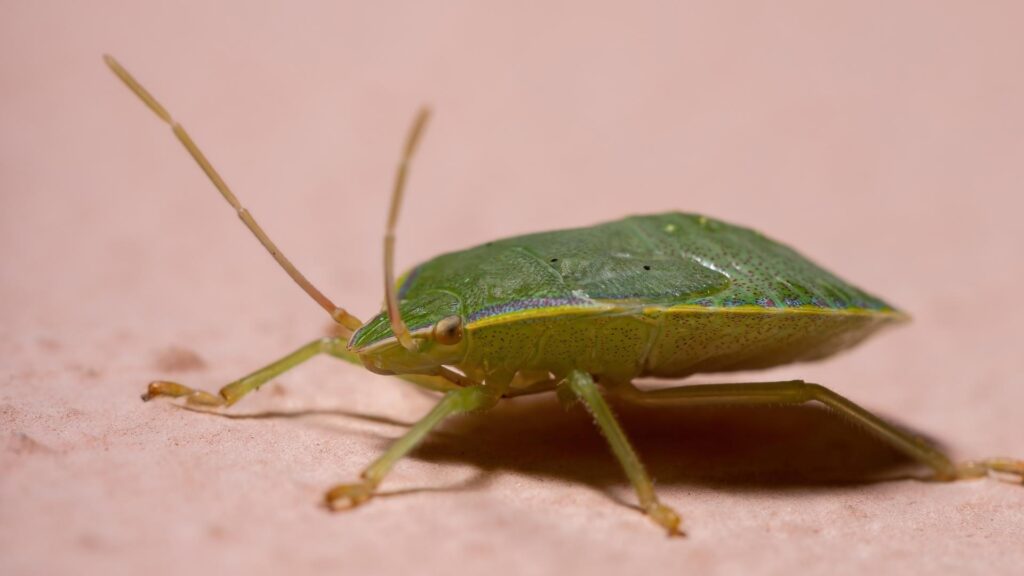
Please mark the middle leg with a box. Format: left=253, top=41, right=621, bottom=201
left=560, top=370, right=682, bottom=536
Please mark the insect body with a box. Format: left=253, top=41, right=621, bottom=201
left=353, top=212, right=903, bottom=384
left=106, top=55, right=1024, bottom=537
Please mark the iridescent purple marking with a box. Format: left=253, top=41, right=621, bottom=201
left=467, top=297, right=594, bottom=323
left=397, top=266, right=421, bottom=300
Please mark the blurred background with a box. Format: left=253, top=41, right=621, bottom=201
left=2, top=2, right=1023, bottom=575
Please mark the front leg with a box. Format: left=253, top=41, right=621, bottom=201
left=143, top=337, right=347, bottom=407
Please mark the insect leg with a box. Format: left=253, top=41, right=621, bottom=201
left=615, top=380, right=1023, bottom=483
left=324, top=385, right=499, bottom=509
left=560, top=370, right=682, bottom=536
left=143, top=337, right=347, bottom=407
left=955, top=458, right=1024, bottom=482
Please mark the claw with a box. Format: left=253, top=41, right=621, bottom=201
left=324, top=480, right=378, bottom=510
left=957, top=458, right=1024, bottom=484
left=646, top=502, right=684, bottom=537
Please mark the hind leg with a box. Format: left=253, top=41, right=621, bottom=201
left=956, top=458, right=1024, bottom=481
left=614, top=380, right=1023, bottom=484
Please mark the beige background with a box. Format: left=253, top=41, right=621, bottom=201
left=2, top=1, right=1023, bottom=575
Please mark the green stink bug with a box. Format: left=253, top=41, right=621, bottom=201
left=105, top=55, right=1023, bottom=536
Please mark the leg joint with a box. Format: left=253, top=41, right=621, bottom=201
left=799, top=380, right=823, bottom=394
left=446, top=386, right=499, bottom=413
left=799, top=382, right=839, bottom=404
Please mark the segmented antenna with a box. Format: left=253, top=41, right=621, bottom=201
left=104, top=55, right=362, bottom=333
left=383, top=108, right=431, bottom=351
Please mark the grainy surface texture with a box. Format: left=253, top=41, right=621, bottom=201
left=2, top=2, right=1023, bottom=575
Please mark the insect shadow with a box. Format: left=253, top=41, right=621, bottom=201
left=405, top=392, right=934, bottom=495
left=205, top=387, right=937, bottom=502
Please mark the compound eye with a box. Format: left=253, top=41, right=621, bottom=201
left=432, top=315, right=464, bottom=345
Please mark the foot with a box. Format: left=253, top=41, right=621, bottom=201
left=324, top=479, right=378, bottom=510
left=646, top=501, right=684, bottom=537
left=956, top=457, right=1024, bottom=483
left=141, top=381, right=226, bottom=407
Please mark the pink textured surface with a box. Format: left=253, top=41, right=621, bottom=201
left=2, top=2, right=1023, bottom=575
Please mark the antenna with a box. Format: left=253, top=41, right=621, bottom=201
left=104, top=55, right=362, bottom=333
left=382, top=107, right=431, bottom=351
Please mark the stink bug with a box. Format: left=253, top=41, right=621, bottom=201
left=105, top=55, right=1024, bottom=536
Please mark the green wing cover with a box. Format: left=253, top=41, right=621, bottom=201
left=351, top=213, right=896, bottom=347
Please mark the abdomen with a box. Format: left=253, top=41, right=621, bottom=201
left=461, top=307, right=903, bottom=383
left=641, top=306, right=902, bottom=378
